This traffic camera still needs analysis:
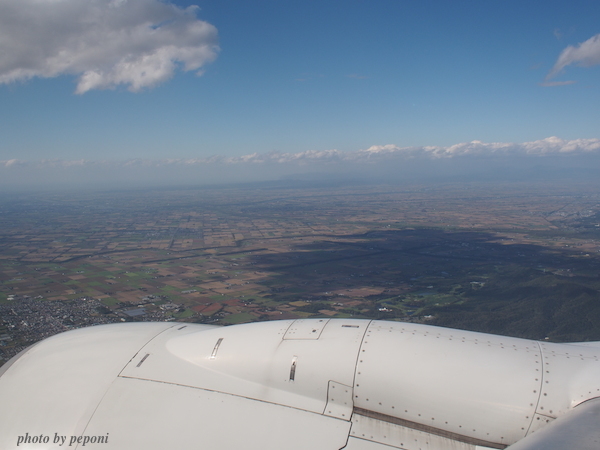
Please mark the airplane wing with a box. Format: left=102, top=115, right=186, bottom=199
left=1, top=319, right=599, bottom=449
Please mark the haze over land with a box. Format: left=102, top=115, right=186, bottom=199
left=1, top=180, right=600, bottom=366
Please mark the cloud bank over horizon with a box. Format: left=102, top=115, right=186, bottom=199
left=2, top=137, right=600, bottom=190
left=0, top=0, right=218, bottom=93
left=3, top=136, right=600, bottom=171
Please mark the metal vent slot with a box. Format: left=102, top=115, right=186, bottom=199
left=210, top=338, right=224, bottom=359
left=289, top=356, right=298, bottom=381
left=136, top=353, right=150, bottom=368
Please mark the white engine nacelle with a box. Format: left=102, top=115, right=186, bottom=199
left=1, top=319, right=600, bottom=450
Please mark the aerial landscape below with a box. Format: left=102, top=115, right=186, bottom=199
left=1, top=179, right=600, bottom=366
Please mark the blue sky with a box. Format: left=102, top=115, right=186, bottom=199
left=0, top=0, right=599, bottom=188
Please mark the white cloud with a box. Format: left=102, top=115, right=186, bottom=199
left=347, top=137, right=600, bottom=161
left=553, top=28, right=563, bottom=41
left=2, top=137, right=600, bottom=189
left=545, top=33, right=600, bottom=84
left=0, top=0, right=219, bottom=93
left=539, top=80, right=577, bottom=87
left=3, top=137, right=599, bottom=171
left=346, top=74, right=368, bottom=80
left=521, top=136, right=600, bottom=154
left=2, top=159, right=20, bottom=167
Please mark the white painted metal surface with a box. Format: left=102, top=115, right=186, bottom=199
left=505, top=397, right=600, bottom=450
left=353, top=321, right=541, bottom=447
left=284, top=318, right=330, bottom=339
left=121, top=318, right=368, bottom=414
left=534, top=341, right=600, bottom=418
left=349, top=412, right=496, bottom=450
left=1, top=318, right=600, bottom=450
left=80, top=376, right=352, bottom=450
left=324, top=381, right=354, bottom=419
left=0, top=322, right=177, bottom=449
